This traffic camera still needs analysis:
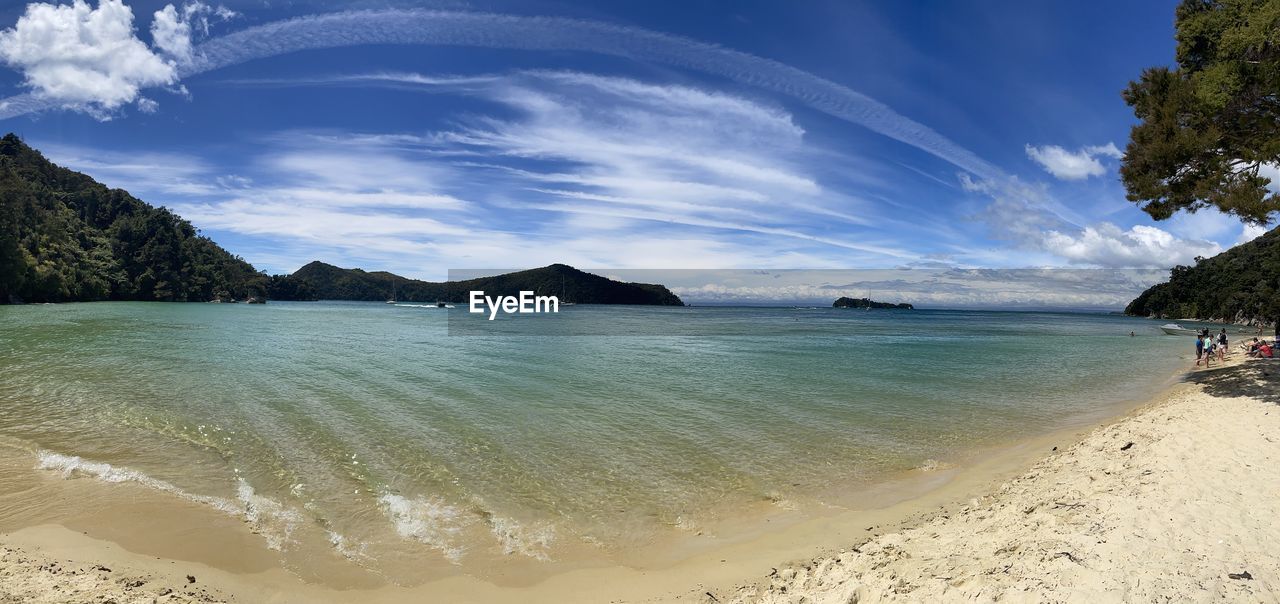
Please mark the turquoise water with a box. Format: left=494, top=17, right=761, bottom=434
left=0, top=302, right=1194, bottom=576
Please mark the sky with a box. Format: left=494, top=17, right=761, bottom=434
left=0, top=0, right=1275, bottom=301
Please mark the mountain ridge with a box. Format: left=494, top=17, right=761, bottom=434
left=288, top=261, right=684, bottom=306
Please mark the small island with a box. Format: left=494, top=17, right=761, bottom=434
left=833, top=297, right=913, bottom=309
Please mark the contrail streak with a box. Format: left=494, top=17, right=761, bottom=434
left=1, top=9, right=1003, bottom=181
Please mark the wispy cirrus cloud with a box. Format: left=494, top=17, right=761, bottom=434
left=43, top=71, right=921, bottom=276
left=2, top=7, right=1003, bottom=183
left=227, top=71, right=916, bottom=262
left=38, top=143, right=222, bottom=196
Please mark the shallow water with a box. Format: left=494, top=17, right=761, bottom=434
left=0, top=302, right=1195, bottom=580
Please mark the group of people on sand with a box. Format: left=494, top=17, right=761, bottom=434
left=1195, top=329, right=1228, bottom=366
left=1193, top=326, right=1280, bottom=366
left=1243, top=337, right=1275, bottom=359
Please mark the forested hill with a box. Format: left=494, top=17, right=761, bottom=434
left=833, top=297, right=913, bottom=309
left=290, top=261, right=685, bottom=305
left=0, top=134, right=311, bottom=304
left=1125, top=227, right=1280, bottom=323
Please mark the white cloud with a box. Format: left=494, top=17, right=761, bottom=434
left=963, top=173, right=1222, bottom=268
left=0, top=0, right=177, bottom=112
left=135, top=96, right=158, bottom=113
left=1024, top=142, right=1122, bottom=180
left=655, top=268, right=1168, bottom=307
left=150, top=4, right=192, bottom=60
left=151, top=1, right=235, bottom=63
left=1260, top=162, right=1280, bottom=195
left=1164, top=207, right=1238, bottom=241
left=1238, top=223, right=1270, bottom=245
left=1043, top=223, right=1221, bottom=268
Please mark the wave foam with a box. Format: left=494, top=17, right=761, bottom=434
left=489, top=516, right=554, bottom=561
left=378, top=493, right=470, bottom=563
left=236, top=479, right=303, bottom=551
left=326, top=530, right=370, bottom=562
left=36, top=450, right=301, bottom=551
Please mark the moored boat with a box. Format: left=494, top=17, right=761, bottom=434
left=1160, top=323, right=1199, bottom=336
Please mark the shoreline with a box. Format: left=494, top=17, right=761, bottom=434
left=729, top=353, right=1280, bottom=602
left=2, top=355, right=1264, bottom=602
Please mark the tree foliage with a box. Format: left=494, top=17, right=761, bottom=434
left=1121, top=0, right=1280, bottom=224
left=1126, top=225, right=1280, bottom=322
left=0, top=134, right=311, bottom=303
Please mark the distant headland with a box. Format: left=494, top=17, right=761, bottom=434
left=832, top=297, right=913, bottom=310
left=289, top=261, right=683, bottom=306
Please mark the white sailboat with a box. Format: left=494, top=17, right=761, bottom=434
left=386, top=282, right=397, bottom=304
left=561, top=275, right=576, bottom=306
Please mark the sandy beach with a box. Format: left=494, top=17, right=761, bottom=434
left=3, top=354, right=1278, bottom=603
left=729, top=355, right=1280, bottom=603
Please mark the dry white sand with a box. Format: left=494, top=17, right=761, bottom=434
left=3, top=358, right=1278, bottom=603
left=728, top=358, right=1280, bottom=603
left=0, top=542, right=230, bottom=603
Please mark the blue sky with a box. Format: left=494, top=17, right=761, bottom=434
left=0, top=0, right=1274, bottom=284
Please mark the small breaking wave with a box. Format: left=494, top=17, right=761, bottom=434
left=489, top=516, right=555, bottom=561
left=235, top=479, right=303, bottom=551
left=326, top=530, right=370, bottom=562
left=378, top=493, right=471, bottom=563
left=37, top=451, right=239, bottom=514
left=36, top=450, right=301, bottom=551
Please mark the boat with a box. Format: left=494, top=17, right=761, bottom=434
left=386, top=282, right=397, bottom=304
left=436, top=301, right=447, bottom=308
left=1160, top=323, right=1200, bottom=336
left=560, top=275, right=576, bottom=306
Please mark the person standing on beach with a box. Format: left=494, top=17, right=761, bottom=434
left=1218, top=329, right=1228, bottom=362
left=1196, top=334, right=1206, bottom=366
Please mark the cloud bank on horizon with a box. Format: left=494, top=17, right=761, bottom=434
left=0, top=0, right=1271, bottom=293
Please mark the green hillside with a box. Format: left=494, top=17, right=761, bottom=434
left=0, top=134, right=312, bottom=303
left=1125, top=227, right=1280, bottom=323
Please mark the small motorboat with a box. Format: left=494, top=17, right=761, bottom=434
left=1160, top=323, right=1200, bottom=336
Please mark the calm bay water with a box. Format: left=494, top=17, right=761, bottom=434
left=0, top=302, right=1194, bottom=577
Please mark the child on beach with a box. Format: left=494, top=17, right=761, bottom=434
left=1196, top=334, right=1205, bottom=365
left=1218, top=329, right=1228, bottom=362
